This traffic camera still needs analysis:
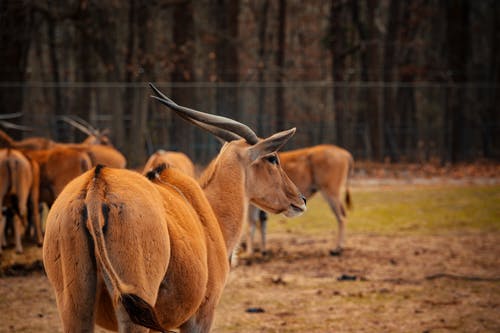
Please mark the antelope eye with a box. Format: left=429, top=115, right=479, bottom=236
left=265, top=155, right=279, bottom=165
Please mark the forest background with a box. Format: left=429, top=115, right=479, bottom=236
left=1, top=0, right=498, bottom=167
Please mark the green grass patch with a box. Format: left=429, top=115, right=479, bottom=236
left=268, top=184, right=500, bottom=235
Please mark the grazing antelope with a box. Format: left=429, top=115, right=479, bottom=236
left=43, top=83, right=306, bottom=332
left=0, top=148, right=42, bottom=253
left=143, top=150, right=196, bottom=177
left=246, top=144, right=353, bottom=256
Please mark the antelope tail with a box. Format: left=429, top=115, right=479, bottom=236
left=345, top=156, right=354, bottom=210
left=85, top=165, right=171, bottom=333
left=345, top=189, right=352, bottom=210
left=7, top=150, right=19, bottom=197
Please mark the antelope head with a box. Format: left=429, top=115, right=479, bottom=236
left=84, top=128, right=112, bottom=146
left=61, top=116, right=112, bottom=146
left=149, top=83, right=306, bottom=218
left=244, top=130, right=307, bottom=217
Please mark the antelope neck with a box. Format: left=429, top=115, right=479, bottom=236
left=201, top=152, right=248, bottom=256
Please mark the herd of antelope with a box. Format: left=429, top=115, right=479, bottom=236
left=0, top=83, right=353, bottom=332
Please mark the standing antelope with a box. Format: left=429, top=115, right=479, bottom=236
left=0, top=148, right=42, bottom=253
left=246, top=144, right=353, bottom=256
left=43, top=83, right=306, bottom=332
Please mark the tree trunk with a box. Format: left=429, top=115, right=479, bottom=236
left=445, top=0, right=469, bottom=162
left=128, top=2, right=155, bottom=167
left=47, top=17, right=64, bottom=132
left=77, top=12, right=95, bottom=139
left=84, top=3, right=124, bottom=150
left=257, top=0, right=270, bottom=136
left=351, top=0, right=373, bottom=159
left=123, top=0, right=136, bottom=127
left=329, top=0, right=347, bottom=147
left=0, top=1, right=33, bottom=139
left=122, top=0, right=141, bottom=165
left=396, top=1, right=419, bottom=162
left=213, top=0, right=240, bottom=118
left=366, top=0, right=383, bottom=161
left=484, top=1, right=499, bottom=158
left=275, top=0, right=286, bottom=131
left=171, top=1, right=195, bottom=158
left=382, top=0, right=400, bottom=161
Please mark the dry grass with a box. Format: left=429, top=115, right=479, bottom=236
left=269, top=184, right=500, bottom=236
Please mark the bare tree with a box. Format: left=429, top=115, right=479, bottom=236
left=0, top=1, right=33, bottom=139
left=444, top=0, right=469, bottom=162
left=171, top=0, right=195, bottom=157
left=329, top=0, right=352, bottom=147
left=211, top=0, right=240, bottom=118
left=256, top=0, right=270, bottom=135
left=275, top=0, right=286, bottom=131
left=382, top=0, right=401, bottom=161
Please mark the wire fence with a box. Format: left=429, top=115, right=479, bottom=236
left=1, top=81, right=498, bottom=167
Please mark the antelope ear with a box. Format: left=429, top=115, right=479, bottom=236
left=249, top=128, right=296, bottom=161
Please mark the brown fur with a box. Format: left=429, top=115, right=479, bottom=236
left=0, top=149, right=40, bottom=253
left=1, top=130, right=125, bottom=207
left=23, top=133, right=125, bottom=206
left=44, top=131, right=305, bottom=332
left=0, top=131, right=124, bottom=247
left=247, top=144, right=354, bottom=255
left=142, top=150, right=195, bottom=177
left=85, top=144, right=127, bottom=169
left=24, top=147, right=92, bottom=207
left=77, top=131, right=127, bottom=168
left=0, top=128, right=126, bottom=169
left=55, top=143, right=127, bottom=169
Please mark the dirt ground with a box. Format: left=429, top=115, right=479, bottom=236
left=1, top=178, right=499, bottom=332
left=2, top=231, right=500, bottom=332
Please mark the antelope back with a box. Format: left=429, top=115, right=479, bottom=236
left=143, top=151, right=195, bottom=177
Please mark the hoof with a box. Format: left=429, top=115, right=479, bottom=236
left=329, top=248, right=343, bottom=256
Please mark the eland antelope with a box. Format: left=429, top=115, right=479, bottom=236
left=43, top=83, right=306, bottom=332
left=0, top=148, right=42, bottom=253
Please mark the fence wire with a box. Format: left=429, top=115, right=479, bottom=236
left=1, top=82, right=498, bottom=167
